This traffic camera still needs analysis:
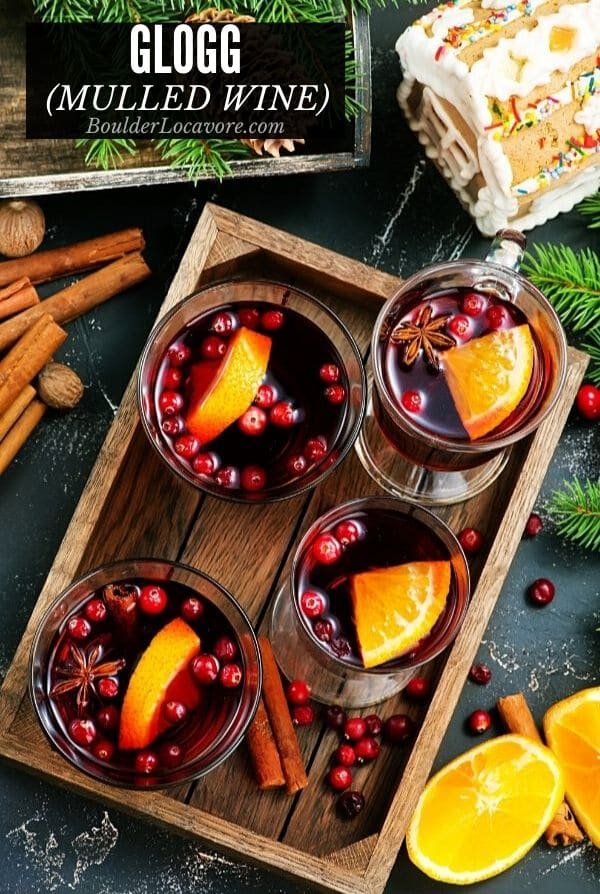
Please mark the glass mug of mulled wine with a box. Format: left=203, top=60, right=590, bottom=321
left=355, top=230, right=567, bottom=505
left=270, top=496, right=470, bottom=708
left=138, top=279, right=366, bottom=502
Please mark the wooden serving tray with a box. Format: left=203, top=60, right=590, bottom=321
left=0, top=204, right=587, bottom=894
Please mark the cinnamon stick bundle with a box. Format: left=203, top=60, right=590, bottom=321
left=0, top=278, right=40, bottom=320
left=0, top=314, right=67, bottom=416
left=0, top=399, right=46, bottom=475
left=0, top=385, right=35, bottom=441
left=497, top=692, right=584, bottom=846
left=0, top=252, right=151, bottom=352
left=0, top=228, right=145, bottom=287
left=247, top=698, right=286, bottom=789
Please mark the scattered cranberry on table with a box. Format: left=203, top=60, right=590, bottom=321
left=164, top=700, right=187, bottom=725
left=469, top=663, right=492, bottom=686
left=67, top=616, right=91, bottom=641
left=528, top=577, right=555, bottom=606
left=138, top=584, right=168, bottom=615
left=467, top=709, right=492, bottom=735
left=405, top=676, right=430, bottom=701
left=181, top=596, right=204, bottom=622
left=364, top=714, right=382, bottom=737
left=334, top=743, right=356, bottom=767
left=301, top=590, right=327, bottom=618
left=343, top=717, right=367, bottom=742
left=97, top=677, right=119, bottom=699
left=354, top=736, right=380, bottom=763
left=135, top=750, right=159, bottom=774
left=327, top=765, right=353, bottom=791
left=191, top=653, right=220, bottom=685
left=324, top=704, right=346, bottom=730
left=84, top=598, right=107, bottom=623
left=286, top=679, right=311, bottom=706
left=337, top=790, right=365, bottom=819
left=312, top=534, right=342, bottom=565
left=291, top=705, right=315, bottom=727
left=219, top=663, right=243, bottom=688
left=576, top=383, right=600, bottom=420
left=383, top=714, right=415, bottom=744
left=69, top=718, right=96, bottom=746
left=458, top=527, right=484, bottom=555
left=524, top=512, right=544, bottom=538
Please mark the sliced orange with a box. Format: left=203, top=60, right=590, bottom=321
left=349, top=561, right=451, bottom=668
left=543, top=687, right=600, bottom=846
left=443, top=324, right=534, bottom=441
left=407, top=734, right=564, bottom=884
left=185, top=326, right=271, bottom=445
left=119, top=617, right=201, bottom=751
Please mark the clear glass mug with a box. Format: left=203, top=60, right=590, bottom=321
left=356, top=231, right=567, bottom=505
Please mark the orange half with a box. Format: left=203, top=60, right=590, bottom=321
left=443, top=324, right=534, bottom=441
left=119, top=617, right=201, bottom=751
left=543, top=687, right=600, bottom=846
left=186, top=326, right=271, bottom=445
left=349, top=561, right=451, bottom=668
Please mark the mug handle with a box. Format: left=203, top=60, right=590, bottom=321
left=484, top=228, right=527, bottom=273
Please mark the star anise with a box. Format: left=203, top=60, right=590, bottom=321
left=50, top=639, right=125, bottom=715
left=390, top=304, right=455, bottom=371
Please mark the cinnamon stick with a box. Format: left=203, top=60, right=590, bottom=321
left=0, top=282, right=39, bottom=320
left=0, top=399, right=46, bottom=475
left=0, top=314, right=67, bottom=416
left=0, top=228, right=146, bottom=287
left=0, top=385, right=36, bottom=441
left=258, top=637, right=308, bottom=795
left=247, top=698, right=286, bottom=789
left=497, top=692, right=584, bottom=846
left=0, top=252, right=151, bottom=352
left=104, top=584, right=139, bottom=649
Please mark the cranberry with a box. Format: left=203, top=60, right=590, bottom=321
left=84, top=598, right=107, bottom=623
left=261, top=309, right=284, bottom=331
left=528, top=577, right=555, bottom=606
left=191, top=653, right=220, bottom=685
left=524, top=512, right=544, bottom=538
left=319, top=363, right=340, bottom=383
left=327, top=765, right=352, bottom=791
left=98, top=677, right=119, bottom=699
left=135, top=750, right=159, bottom=774
left=286, top=680, right=311, bottom=705
left=254, top=383, right=278, bottom=409
left=343, top=717, right=367, bottom=742
left=139, top=584, right=167, bottom=615
left=238, top=308, right=260, bottom=329
left=576, top=383, right=600, bottom=420
left=201, top=335, right=227, bottom=360
left=384, top=713, right=415, bottom=744
left=162, top=417, right=184, bottom=437
left=220, top=663, right=243, bottom=688
left=159, top=742, right=183, bottom=768
left=213, top=636, right=238, bottom=663
left=215, top=466, right=239, bottom=488
left=354, top=736, right=380, bottom=763
left=168, top=343, right=191, bottom=367
left=401, top=390, right=422, bottom=414
left=364, top=714, right=382, bottom=736
left=96, top=705, right=119, bottom=732
left=174, top=434, right=201, bottom=460
left=287, top=454, right=308, bottom=476
left=164, top=700, right=188, bottom=725
left=324, top=384, right=346, bottom=405
left=334, top=520, right=362, bottom=547
left=311, top=533, right=342, bottom=565
left=304, top=436, right=328, bottom=463
left=462, top=291, right=486, bottom=316
left=163, top=367, right=183, bottom=389
left=238, top=406, right=267, bottom=436
left=331, top=637, right=352, bottom=658
left=292, top=705, right=315, bottom=726
left=67, top=616, right=91, bottom=641
left=241, top=465, right=267, bottom=491
left=468, top=709, right=492, bottom=735
left=181, top=596, right=204, bottom=622
left=486, top=305, right=507, bottom=330
left=324, top=704, right=347, bottom=730
left=300, top=590, right=327, bottom=618
left=313, top=619, right=333, bottom=642
left=405, top=676, right=430, bottom=700
left=159, top=390, right=184, bottom=417
left=469, top=663, right=492, bottom=685
left=69, top=718, right=97, bottom=747
left=192, top=452, right=216, bottom=476
left=448, top=315, right=470, bottom=339
left=270, top=401, right=296, bottom=428
left=338, top=790, right=365, bottom=819
left=92, top=739, right=114, bottom=761
left=211, top=311, right=236, bottom=335
left=458, top=527, right=484, bottom=555
left=334, top=744, right=356, bottom=766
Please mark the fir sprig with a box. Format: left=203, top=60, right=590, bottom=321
left=155, top=138, right=252, bottom=180
left=75, top=138, right=137, bottom=169
left=522, top=244, right=600, bottom=334
left=548, top=478, right=600, bottom=551
left=583, top=331, right=600, bottom=387
left=578, top=191, right=600, bottom=229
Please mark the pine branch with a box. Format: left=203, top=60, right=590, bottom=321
left=154, top=138, right=251, bottom=181
left=548, top=478, right=600, bottom=551
left=583, top=330, right=600, bottom=387
left=522, top=244, right=600, bottom=334
left=75, top=138, right=138, bottom=169
left=578, top=191, right=600, bottom=229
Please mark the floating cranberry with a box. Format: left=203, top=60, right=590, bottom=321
left=354, top=736, right=380, bottom=763
left=462, top=291, right=486, bottom=317
left=192, top=452, right=216, bottom=476
left=92, top=739, right=114, bottom=762
left=331, top=637, right=352, bottom=658
left=174, top=434, right=201, bottom=460
left=69, top=718, right=97, bottom=747
left=135, top=750, right=159, bottom=774
left=211, top=311, right=236, bottom=335
left=576, top=383, right=600, bottom=420
left=181, top=596, right=204, bottom=622
left=300, top=590, right=327, bottom=618
left=467, top=708, right=492, bottom=735
left=139, top=584, right=168, bottom=615
left=311, top=533, right=342, bottom=565
left=67, top=616, right=91, bottom=641
left=287, top=454, right=308, bottom=476
left=238, top=406, right=268, bottom=436
left=254, top=383, right=278, bottom=409
left=84, top=599, right=107, bottom=624
left=270, top=401, right=296, bottom=428
left=241, top=465, right=267, bottom=491
left=448, top=315, right=470, bottom=339
left=96, top=705, right=119, bottom=732
left=164, top=700, right=188, bottom=725
left=168, top=343, right=191, bottom=367
left=384, top=713, right=415, bottom=744
left=220, top=663, right=243, bottom=688
left=286, top=680, right=311, bottom=705
left=238, top=308, right=260, bottom=329
left=401, top=390, right=422, bottom=414
left=304, top=436, right=328, bottom=463
left=337, top=790, right=365, bottom=819
left=405, top=676, right=430, bottom=700
left=324, top=384, right=346, bottom=405
left=343, top=717, right=367, bottom=742
left=163, top=367, right=183, bottom=389
left=191, top=653, right=220, bottom=685
left=334, top=520, right=362, bottom=547
left=324, top=704, right=346, bottom=730
left=469, top=663, right=492, bottom=685
left=458, top=527, right=484, bottom=555
left=364, top=714, right=382, bottom=737
left=261, top=309, right=284, bottom=331
left=327, top=765, right=352, bottom=791
left=319, top=363, right=340, bottom=384
left=313, top=619, right=333, bottom=642
left=159, top=390, right=184, bottom=417
left=201, top=335, right=227, bottom=360
left=98, top=677, right=119, bottom=700
left=528, top=577, right=555, bottom=606
left=162, top=417, right=184, bottom=437
left=214, top=466, right=239, bottom=489
left=213, top=636, right=238, bottom=663
left=524, top=512, right=544, bottom=538
left=486, top=305, right=507, bottom=330
left=292, top=705, right=315, bottom=726
left=159, top=742, right=183, bottom=768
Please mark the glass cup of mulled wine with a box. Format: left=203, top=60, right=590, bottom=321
left=269, top=496, right=470, bottom=708
left=30, top=559, right=261, bottom=789
left=138, top=279, right=366, bottom=502
left=355, top=230, right=567, bottom=505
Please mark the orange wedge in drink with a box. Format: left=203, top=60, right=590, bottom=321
left=443, top=324, right=534, bottom=440
left=119, top=617, right=201, bottom=750
left=186, top=326, right=271, bottom=445
left=543, top=687, right=600, bottom=846
left=349, top=561, right=451, bottom=668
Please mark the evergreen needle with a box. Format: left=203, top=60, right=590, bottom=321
left=578, top=190, right=600, bottom=229
left=75, top=138, right=137, bottom=169
left=548, top=478, right=600, bottom=551
left=522, top=244, right=600, bottom=334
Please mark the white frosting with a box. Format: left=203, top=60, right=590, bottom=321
left=481, top=0, right=516, bottom=7
left=575, top=94, right=600, bottom=135
left=431, top=8, right=474, bottom=39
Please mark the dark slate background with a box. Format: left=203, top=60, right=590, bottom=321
left=1, top=5, right=599, bottom=893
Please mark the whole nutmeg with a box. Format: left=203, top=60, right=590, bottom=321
left=0, top=200, right=45, bottom=258
left=38, top=362, right=84, bottom=410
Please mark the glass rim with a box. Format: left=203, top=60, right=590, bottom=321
left=137, top=277, right=367, bottom=504
left=290, top=494, right=471, bottom=675
left=371, top=258, right=568, bottom=454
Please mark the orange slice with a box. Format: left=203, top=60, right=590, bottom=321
left=543, top=687, right=600, bottom=846
left=407, top=734, right=564, bottom=884
left=443, top=324, right=534, bottom=440
left=119, top=617, right=201, bottom=751
left=186, top=327, right=271, bottom=445
left=349, top=561, right=451, bottom=668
